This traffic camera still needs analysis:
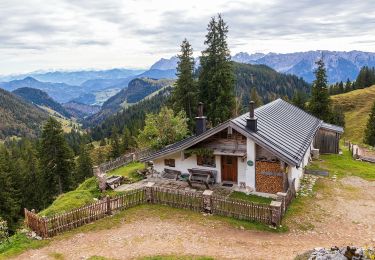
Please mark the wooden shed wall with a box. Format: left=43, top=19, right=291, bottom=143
left=314, top=129, right=340, bottom=154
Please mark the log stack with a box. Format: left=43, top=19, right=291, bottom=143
left=255, top=161, right=284, bottom=194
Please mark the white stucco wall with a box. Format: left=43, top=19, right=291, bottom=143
left=245, top=138, right=256, bottom=189
left=152, top=152, right=222, bottom=182
left=288, top=141, right=314, bottom=191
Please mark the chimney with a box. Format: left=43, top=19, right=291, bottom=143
left=247, top=101, right=257, bottom=131
left=195, top=102, right=207, bottom=135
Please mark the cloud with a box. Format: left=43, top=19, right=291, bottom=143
left=0, top=0, right=374, bottom=74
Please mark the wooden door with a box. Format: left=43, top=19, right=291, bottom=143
left=221, top=156, right=238, bottom=182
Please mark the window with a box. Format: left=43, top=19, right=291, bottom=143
left=197, top=155, right=216, bottom=167
left=164, top=159, right=175, bottom=167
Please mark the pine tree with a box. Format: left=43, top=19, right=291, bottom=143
left=0, top=147, right=21, bottom=231
left=109, top=126, right=121, bottom=159
left=39, top=117, right=74, bottom=204
left=345, top=78, right=352, bottom=92
left=292, top=90, right=307, bottom=110
left=308, top=59, right=331, bottom=122
left=75, top=145, right=93, bottom=183
left=121, top=127, right=134, bottom=153
left=249, top=88, right=263, bottom=107
left=198, top=14, right=235, bottom=126
left=171, top=39, right=198, bottom=130
left=364, top=100, right=375, bottom=146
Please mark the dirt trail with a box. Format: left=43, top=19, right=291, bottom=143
left=13, top=177, right=375, bottom=260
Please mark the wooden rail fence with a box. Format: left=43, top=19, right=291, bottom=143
left=25, top=185, right=293, bottom=238
left=98, top=150, right=151, bottom=173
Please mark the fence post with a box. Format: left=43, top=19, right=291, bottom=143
left=202, top=190, right=213, bottom=213
left=276, top=192, right=287, bottom=215
left=145, top=182, right=155, bottom=203
left=270, top=201, right=282, bottom=226
left=106, top=195, right=112, bottom=215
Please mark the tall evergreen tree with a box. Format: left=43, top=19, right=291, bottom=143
left=292, top=90, right=307, bottom=110
left=308, top=59, right=331, bottom=122
left=344, top=78, right=352, bottom=92
left=75, top=145, right=93, bottom=183
left=171, top=39, right=198, bottom=130
left=0, top=147, right=21, bottom=231
left=199, top=14, right=235, bottom=126
left=39, top=117, right=74, bottom=205
left=249, top=88, right=263, bottom=107
left=109, top=126, right=121, bottom=159
left=364, top=100, right=375, bottom=146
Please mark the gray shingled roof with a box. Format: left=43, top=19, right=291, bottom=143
left=142, top=99, right=342, bottom=166
left=231, top=99, right=322, bottom=166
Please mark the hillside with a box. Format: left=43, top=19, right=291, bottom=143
left=62, top=101, right=101, bottom=119
left=0, top=88, right=49, bottom=139
left=233, top=62, right=310, bottom=103
left=90, top=87, right=172, bottom=140
left=88, top=78, right=175, bottom=124
left=331, top=85, right=375, bottom=143
left=13, top=87, right=71, bottom=118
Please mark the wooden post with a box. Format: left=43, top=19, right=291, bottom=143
left=106, top=195, right=112, bottom=215
left=270, top=201, right=282, bottom=226
left=202, top=190, right=213, bottom=213
left=145, top=182, right=155, bottom=203
left=276, top=192, right=287, bottom=215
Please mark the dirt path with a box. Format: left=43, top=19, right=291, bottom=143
left=13, top=177, right=375, bottom=260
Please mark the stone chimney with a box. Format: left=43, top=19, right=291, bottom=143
left=195, top=102, right=207, bottom=135
left=247, top=101, right=257, bottom=131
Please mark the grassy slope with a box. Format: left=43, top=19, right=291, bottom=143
left=107, top=162, right=145, bottom=182
left=331, top=85, right=375, bottom=143
left=307, top=147, right=375, bottom=181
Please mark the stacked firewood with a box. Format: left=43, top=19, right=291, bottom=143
left=255, top=161, right=284, bottom=194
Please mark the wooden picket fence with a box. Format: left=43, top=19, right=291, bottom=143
left=211, top=196, right=273, bottom=225
left=25, top=186, right=292, bottom=238
left=149, top=187, right=204, bottom=212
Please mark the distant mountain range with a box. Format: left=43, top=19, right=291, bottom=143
left=151, top=50, right=375, bottom=83
left=0, top=69, right=145, bottom=86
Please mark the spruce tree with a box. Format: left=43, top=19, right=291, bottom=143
left=75, top=145, right=93, bottom=183
left=249, top=88, right=263, bottom=107
left=308, top=59, right=331, bottom=122
left=39, top=117, right=74, bottom=204
left=199, top=14, right=235, bottom=126
left=292, top=90, right=307, bottom=110
left=109, top=126, right=121, bottom=159
left=171, top=39, right=198, bottom=130
left=364, top=100, right=375, bottom=146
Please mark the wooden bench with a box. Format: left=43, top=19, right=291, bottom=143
left=162, top=168, right=182, bottom=180
left=187, top=168, right=217, bottom=189
left=106, top=175, right=123, bottom=189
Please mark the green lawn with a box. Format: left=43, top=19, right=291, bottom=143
left=229, top=191, right=273, bottom=204
left=107, top=162, right=145, bottom=182
left=307, top=148, right=375, bottom=181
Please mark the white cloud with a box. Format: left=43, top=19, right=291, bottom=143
left=0, top=0, right=374, bottom=74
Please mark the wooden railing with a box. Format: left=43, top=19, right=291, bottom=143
left=25, top=185, right=293, bottom=238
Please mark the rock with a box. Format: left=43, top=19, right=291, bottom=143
left=240, top=226, right=245, bottom=230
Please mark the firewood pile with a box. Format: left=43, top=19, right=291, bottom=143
left=256, top=161, right=284, bottom=194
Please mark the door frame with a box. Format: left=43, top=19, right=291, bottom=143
left=221, top=155, right=238, bottom=183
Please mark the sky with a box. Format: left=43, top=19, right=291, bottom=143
left=0, top=0, right=374, bottom=75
